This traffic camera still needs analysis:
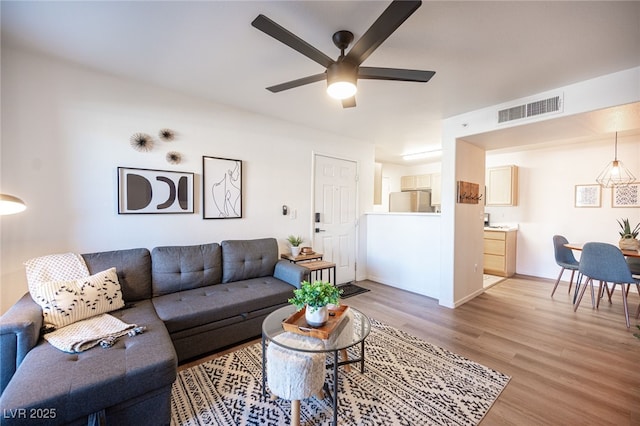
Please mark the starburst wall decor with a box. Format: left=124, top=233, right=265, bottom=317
left=129, top=133, right=154, bottom=152
left=166, top=151, right=182, bottom=165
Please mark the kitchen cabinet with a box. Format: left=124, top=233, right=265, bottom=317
left=486, top=165, right=518, bottom=206
left=401, top=174, right=432, bottom=191
left=400, top=175, right=417, bottom=191
left=415, top=174, right=431, bottom=190
left=483, top=229, right=517, bottom=277
left=430, top=173, right=441, bottom=206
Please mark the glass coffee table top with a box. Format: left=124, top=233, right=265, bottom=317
left=262, top=304, right=370, bottom=352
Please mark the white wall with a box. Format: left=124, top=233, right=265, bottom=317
left=0, top=48, right=375, bottom=313
left=486, top=136, right=640, bottom=280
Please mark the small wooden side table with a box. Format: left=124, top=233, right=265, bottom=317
left=299, top=260, right=337, bottom=285
left=281, top=252, right=323, bottom=263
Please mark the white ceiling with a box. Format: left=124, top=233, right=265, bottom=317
left=2, top=1, right=639, bottom=164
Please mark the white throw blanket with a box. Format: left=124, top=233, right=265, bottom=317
left=43, top=314, right=141, bottom=353
left=25, top=252, right=140, bottom=353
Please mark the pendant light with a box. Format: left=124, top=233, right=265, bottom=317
left=595, top=132, right=636, bottom=188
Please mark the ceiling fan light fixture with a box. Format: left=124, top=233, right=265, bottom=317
left=326, top=62, right=357, bottom=100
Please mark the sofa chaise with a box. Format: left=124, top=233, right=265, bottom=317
left=0, top=238, right=309, bottom=425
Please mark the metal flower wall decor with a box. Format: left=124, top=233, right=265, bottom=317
left=130, top=132, right=154, bottom=152
left=159, top=128, right=175, bottom=141
left=129, top=128, right=183, bottom=165
left=166, top=151, right=182, bottom=165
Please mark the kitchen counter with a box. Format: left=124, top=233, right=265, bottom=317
left=366, top=212, right=441, bottom=216
left=365, top=213, right=441, bottom=298
left=484, top=223, right=518, bottom=232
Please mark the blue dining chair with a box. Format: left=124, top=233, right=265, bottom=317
left=550, top=235, right=580, bottom=297
left=574, top=242, right=640, bottom=328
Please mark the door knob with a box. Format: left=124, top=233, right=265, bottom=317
left=315, top=228, right=326, bottom=233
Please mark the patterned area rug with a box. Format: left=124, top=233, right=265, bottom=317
left=171, top=319, right=510, bottom=425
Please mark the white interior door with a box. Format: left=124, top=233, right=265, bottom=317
left=313, top=154, right=357, bottom=285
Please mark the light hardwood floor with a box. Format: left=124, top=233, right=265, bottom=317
left=182, top=276, right=640, bottom=425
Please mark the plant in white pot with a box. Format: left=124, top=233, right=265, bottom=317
left=286, top=235, right=304, bottom=257
left=617, top=218, right=640, bottom=251
left=288, top=280, right=342, bottom=327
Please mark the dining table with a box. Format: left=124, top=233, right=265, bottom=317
left=563, top=242, right=640, bottom=258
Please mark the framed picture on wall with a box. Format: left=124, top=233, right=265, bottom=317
left=612, top=183, right=640, bottom=208
left=202, top=156, right=242, bottom=219
left=574, top=184, right=601, bottom=208
left=118, top=167, right=194, bottom=214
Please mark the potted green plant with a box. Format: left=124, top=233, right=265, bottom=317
left=286, top=235, right=304, bottom=256
left=288, top=280, right=342, bottom=327
left=617, top=218, right=640, bottom=251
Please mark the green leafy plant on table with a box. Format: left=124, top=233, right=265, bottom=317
left=288, top=280, right=342, bottom=312
left=286, top=235, right=304, bottom=247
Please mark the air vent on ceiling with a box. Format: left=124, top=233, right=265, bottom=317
left=498, top=94, right=563, bottom=124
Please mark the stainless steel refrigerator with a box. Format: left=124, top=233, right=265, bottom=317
left=389, top=191, right=434, bottom=212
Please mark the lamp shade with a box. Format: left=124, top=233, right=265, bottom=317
left=595, top=159, right=636, bottom=188
left=595, top=132, right=637, bottom=188
left=0, top=194, right=27, bottom=215
left=326, top=62, right=357, bottom=100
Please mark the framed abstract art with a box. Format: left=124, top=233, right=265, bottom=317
left=118, top=167, right=194, bottom=214
left=202, top=156, right=243, bottom=219
left=574, top=184, right=601, bottom=208
left=612, top=183, right=640, bottom=208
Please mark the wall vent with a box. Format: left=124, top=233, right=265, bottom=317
left=497, top=94, right=563, bottom=124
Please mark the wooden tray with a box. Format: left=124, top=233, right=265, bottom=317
left=282, top=305, right=349, bottom=339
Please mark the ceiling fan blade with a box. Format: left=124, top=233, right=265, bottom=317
left=342, top=97, right=356, bottom=108
left=266, top=73, right=327, bottom=93
left=345, top=0, right=422, bottom=66
left=252, top=14, right=334, bottom=68
left=358, top=67, right=435, bottom=82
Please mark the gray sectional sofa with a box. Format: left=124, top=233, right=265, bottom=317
left=0, top=238, right=309, bottom=425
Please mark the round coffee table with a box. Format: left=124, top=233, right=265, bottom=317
left=262, top=304, right=371, bottom=426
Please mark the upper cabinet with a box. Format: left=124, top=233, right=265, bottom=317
left=430, top=173, right=441, bottom=206
left=415, top=174, right=431, bottom=190
left=401, top=174, right=431, bottom=191
left=486, top=165, right=518, bottom=206
left=400, top=175, right=417, bottom=191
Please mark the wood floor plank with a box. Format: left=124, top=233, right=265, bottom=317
left=182, top=276, right=640, bottom=425
left=342, top=277, right=640, bottom=425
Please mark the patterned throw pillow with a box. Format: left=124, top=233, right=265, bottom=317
left=30, top=268, right=124, bottom=329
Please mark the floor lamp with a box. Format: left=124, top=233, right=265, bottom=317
left=0, top=194, right=27, bottom=215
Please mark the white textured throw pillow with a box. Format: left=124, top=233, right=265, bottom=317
left=24, top=252, right=90, bottom=294
left=30, top=267, right=124, bottom=329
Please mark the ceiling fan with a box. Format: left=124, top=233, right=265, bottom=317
left=251, top=0, right=435, bottom=108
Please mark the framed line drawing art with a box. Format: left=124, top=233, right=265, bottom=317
left=118, top=167, right=194, bottom=214
left=574, top=184, right=601, bottom=208
left=612, top=183, right=640, bottom=208
left=202, top=156, right=242, bottom=219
